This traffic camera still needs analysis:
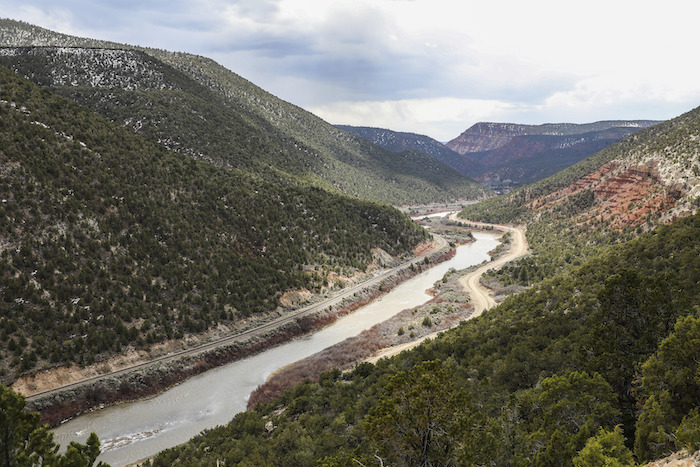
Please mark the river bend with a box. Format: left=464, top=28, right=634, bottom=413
left=52, top=232, right=500, bottom=466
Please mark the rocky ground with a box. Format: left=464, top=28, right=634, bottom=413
left=645, top=449, right=700, bottom=466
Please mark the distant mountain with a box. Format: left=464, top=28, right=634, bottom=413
left=445, top=121, right=661, bottom=189
left=336, top=125, right=465, bottom=164
left=0, top=19, right=490, bottom=205
left=459, top=105, right=700, bottom=283
left=462, top=109, right=699, bottom=224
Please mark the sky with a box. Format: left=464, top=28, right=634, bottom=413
left=2, top=0, right=699, bottom=141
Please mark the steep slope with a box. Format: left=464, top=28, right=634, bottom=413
left=0, top=65, right=430, bottom=385
left=336, top=124, right=486, bottom=189
left=461, top=107, right=699, bottom=226
left=0, top=19, right=490, bottom=205
left=336, top=124, right=467, bottom=164
left=445, top=120, right=660, bottom=188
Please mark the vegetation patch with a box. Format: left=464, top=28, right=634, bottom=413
left=0, top=67, right=429, bottom=384
left=149, top=210, right=699, bottom=466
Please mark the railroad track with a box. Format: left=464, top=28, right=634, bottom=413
left=26, top=234, right=448, bottom=401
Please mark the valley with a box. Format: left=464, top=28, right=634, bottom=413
left=19, top=232, right=450, bottom=421
left=340, top=121, right=661, bottom=193
left=147, top=107, right=699, bottom=465
left=0, top=16, right=699, bottom=467
left=50, top=230, right=502, bottom=466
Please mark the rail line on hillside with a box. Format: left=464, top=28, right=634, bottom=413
left=25, top=235, right=448, bottom=402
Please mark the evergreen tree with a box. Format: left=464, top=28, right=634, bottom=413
left=0, top=385, right=107, bottom=466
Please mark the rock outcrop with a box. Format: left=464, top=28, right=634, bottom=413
left=445, top=121, right=661, bottom=188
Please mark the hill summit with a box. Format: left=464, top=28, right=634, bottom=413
left=0, top=19, right=490, bottom=205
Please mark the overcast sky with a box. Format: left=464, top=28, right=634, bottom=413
left=2, top=0, right=699, bottom=141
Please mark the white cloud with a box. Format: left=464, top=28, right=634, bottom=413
left=1, top=3, right=76, bottom=35
left=310, top=97, right=521, bottom=141
left=2, top=0, right=699, bottom=140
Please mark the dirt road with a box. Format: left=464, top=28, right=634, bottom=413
left=456, top=220, right=528, bottom=316
left=366, top=219, right=528, bottom=363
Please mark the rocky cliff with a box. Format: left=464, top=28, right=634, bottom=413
left=447, top=121, right=660, bottom=154
left=445, top=121, right=661, bottom=189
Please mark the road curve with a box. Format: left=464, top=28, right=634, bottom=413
left=366, top=219, right=528, bottom=363
left=24, top=235, right=448, bottom=402
left=454, top=218, right=529, bottom=316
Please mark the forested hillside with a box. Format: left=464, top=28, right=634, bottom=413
left=458, top=105, right=699, bottom=288
left=150, top=211, right=700, bottom=466
left=0, top=19, right=490, bottom=205
left=0, top=66, right=429, bottom=384
left=147, top=103, right=699, bottom=465
left=336, top=124, right=464, bottom=163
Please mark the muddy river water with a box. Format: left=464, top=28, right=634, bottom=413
left=52, top=231, right=500, bottom=466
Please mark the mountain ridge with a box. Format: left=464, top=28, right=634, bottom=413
left=445, top=120, right=661, bottom=188
left=448, top=120, right=661, bottom=152
left=0, top=19, right=491, bottom=205
left=336, top=121, right=661, bottom=193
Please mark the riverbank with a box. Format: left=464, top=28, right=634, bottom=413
left=248, top=221, right=529, bottom=407
left=397, top=199, right=480, bottom=218
left=23, top=238, right=454, bottom=426
left=452, top=218, right=529, bottom=315
left=247, top=260, right=474, bottom=408
left=365, top=219, right=528, bottom=362
left=50, top=229, right=502, bottom=466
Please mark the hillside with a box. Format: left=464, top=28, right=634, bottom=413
left=336, top=124, right=465, bottom=163
left=457, top=106, right=699, bottom=293
left=460, top=107, right=699, bottom=225
left=148, top=103, right=699, bottom=465
left=150, top=212, right=700, bottom=466
left=0, top=19, right=491, bottom=205
left=445, top=120, right=660, bottom=189
left=0, top=65, right=432, bottom=385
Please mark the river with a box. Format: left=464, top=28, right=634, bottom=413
left=51, top=231, right=500, bottom=466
